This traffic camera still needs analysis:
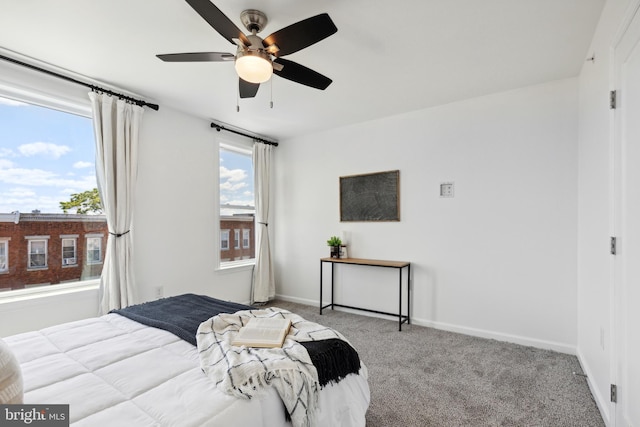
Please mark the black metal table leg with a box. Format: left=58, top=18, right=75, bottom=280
left=407, top=264, right=411, bottom=325
left=319, top=260, right=323, bottom=315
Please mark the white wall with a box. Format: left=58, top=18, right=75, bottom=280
left=0, top=56, right=255, bottom=336
left=274, top=78, right=579, bottom=353
left=134, top=106, right=254, bottom=304
left=576, top=0, right=635, bottom=424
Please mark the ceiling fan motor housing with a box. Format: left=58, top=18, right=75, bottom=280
left=240, top=9, right=268, bottom=34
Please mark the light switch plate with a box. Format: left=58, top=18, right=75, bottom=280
left=440, top=182, right=454, bottom=198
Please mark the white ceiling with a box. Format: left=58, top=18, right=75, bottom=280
left=0, top=0, right=604, bottom=141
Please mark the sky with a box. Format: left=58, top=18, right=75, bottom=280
left=0, top=95, right=254, bottom=214
left=0, top=96, right=96, bottom=214
left=220, top=146, right=255, bottom=216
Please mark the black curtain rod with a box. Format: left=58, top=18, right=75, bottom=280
left=0, top=53, right=159, bottom=111
left=211, top=122, right=278, bottom=146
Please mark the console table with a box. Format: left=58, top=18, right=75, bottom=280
left=319, top=257, right=411, bottom=331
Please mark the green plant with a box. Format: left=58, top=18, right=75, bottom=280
left=326, top=236, right=342, bottom=246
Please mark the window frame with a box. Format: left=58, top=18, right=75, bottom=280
left=27, top=237, right=49, bottom=270
left=0, top=239, right=8, bottom=273
left=0, top=64, right=100, bottom=303
left=61, top=236, right=78, bottom=266
left=217, top=138, right=256, bottom=271
left=85, top=235, right=103, bottom=265
left=220, top=229, right=230, bottom=251
left=242, top=229, right=250, bottom=249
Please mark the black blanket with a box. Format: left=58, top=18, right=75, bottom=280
left=112, top=294, right=361, bottom=387
left=111, top=293, right=251, bottom=346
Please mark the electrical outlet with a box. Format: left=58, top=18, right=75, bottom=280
left=154, top=286, right=164, bottom=300
left=440, top=182, right=454, bottom=198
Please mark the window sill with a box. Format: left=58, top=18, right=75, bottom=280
left=0, top=280, right=100, bottom=305
left=216, top=260, right=255, bottom=273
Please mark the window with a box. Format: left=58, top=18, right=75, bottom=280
left=86, top=236, right=102, bottom=264
left=0, top=239, right=8, bottom=272
left=28, top=238, right=48, bottom=269
left=61, top=237, right=77, bottom=266
left=243, top=229, right=250, bottom=249
left=220, top=230, right=230, bottom=250
left=219, top=143, right=255, bottom=268
left=0, top=90, right=106, bottom=293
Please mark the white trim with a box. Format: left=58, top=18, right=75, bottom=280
left=0, top=240, right=8, bottom=273
left=276, top=293, right=576, bottom=354
left=61, top=238, right=77, bottom=266
left=86, top=236, right=102, bottom=264
left=27, top=238, right=48, bottom=269
left=220, top=229, right=230, bottom=250
left=242, top=228, right=250, bottom=249
left=0, top=279, right=100, bottom=305
left=577, top=349, right=611, bottom=426
left=216, top=260, right=255, bottom=272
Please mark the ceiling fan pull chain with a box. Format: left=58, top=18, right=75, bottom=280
left=237, top=81, right=240, bottom=112
left=270, top=78, right=274, bottom=109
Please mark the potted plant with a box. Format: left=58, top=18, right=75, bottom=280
left=327, top=236, right=342, bottom=258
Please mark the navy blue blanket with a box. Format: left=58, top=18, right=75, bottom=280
left=112, top=293, right=361, bottom=388
left=111, top=293, right=251, bottom=346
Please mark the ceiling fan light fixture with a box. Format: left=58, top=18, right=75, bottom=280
left=235, top=50, right=273, bottom=84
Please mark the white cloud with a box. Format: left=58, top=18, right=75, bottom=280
left=73, top=161, right=93, bottom=169
left=0, top=166, right=96, bottom=189
left=0, top=148, right=16, bottom=158
left=18, top=142, right=71, bottom=159
left=0, top=159, right=14, bottom=169
left=0, top=187, right=62, bottom=214
left=220, top=180, right=248, bottom=192
left=220, top=166, right=247, bottom=182
left=220, top=165, right=249, bottom=193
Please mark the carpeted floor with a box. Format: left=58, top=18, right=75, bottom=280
left=266, top=300, right=605, bottom=427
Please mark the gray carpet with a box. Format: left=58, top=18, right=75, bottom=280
left=266, top=300, right=604, bottom=427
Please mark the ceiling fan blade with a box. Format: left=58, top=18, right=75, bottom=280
left=262, top=13, right=337, bottom=57
left=156, top=52, right=234, bottom=62
left=239, top=78, right=260, bottom=98
left=185, top=0, right=250, bottom=46
left=273, top=58, right=332, bottom=90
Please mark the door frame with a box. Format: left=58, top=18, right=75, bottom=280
left=610, top=1, right=640, bottom=425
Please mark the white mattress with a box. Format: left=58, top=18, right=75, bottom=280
left=5, top=313, right=370, bottom=426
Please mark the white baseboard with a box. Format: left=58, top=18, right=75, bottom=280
left=576, top=348, right=611, bottom=427
left=275, top=293, right=576, bottom=354
left=412, top=317, right=576, bottom=355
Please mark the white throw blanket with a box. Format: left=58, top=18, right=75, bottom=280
left=196, top=307, right=351, bottom=427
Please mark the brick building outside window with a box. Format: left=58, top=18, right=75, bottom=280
left=220, top=215, right=255, bottom=263
left=0, top=212, right=108, bottom=291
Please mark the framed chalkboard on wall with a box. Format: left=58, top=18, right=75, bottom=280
left=340, top=170, right=400, bottom=222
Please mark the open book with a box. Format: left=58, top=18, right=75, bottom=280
left=232, top=317, right=292, bottom=348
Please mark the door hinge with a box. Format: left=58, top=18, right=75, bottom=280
left=610, top=236, right=617, bottom=255
left=611, top=384, right=617, bottom=403
left=610, top=90, right=617, bottom=109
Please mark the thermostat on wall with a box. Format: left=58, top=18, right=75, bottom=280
left=440, top=182, right=454, bottom=198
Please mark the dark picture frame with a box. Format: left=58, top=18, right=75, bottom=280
left=339, top=170, right=400, bottom=222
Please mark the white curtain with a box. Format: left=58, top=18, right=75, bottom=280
left=89, top=92, right=143, bottom=314
left=252, top=142, right=275, bottom=303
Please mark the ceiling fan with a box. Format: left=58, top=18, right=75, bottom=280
left=157, top=0, right=338, bottom=99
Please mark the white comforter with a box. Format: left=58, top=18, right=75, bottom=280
left=4, top=313, right=370, bottom=426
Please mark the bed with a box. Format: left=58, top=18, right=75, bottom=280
left=1, top=294, right=370, bottom=426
